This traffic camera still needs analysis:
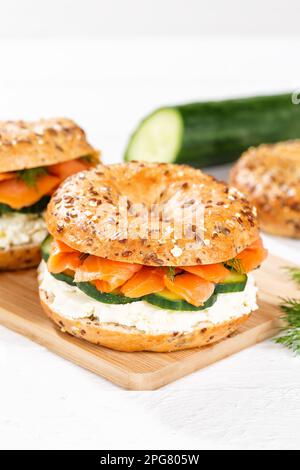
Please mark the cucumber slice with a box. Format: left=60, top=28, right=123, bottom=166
left=153, top=288, right=182, bottom=301
left=18, top=196, right=50, bottom=214
left=42, top=234, right=246, bottom=308
left=52, top=272, right=76, bottom=286
left=125, top=108, right=183, bottom=164
left=41, top=235, right=52, bottom=261
left=76, top=282, right=142, bottom=304
left=145, top=290, right=217, bottom=311
left=0, top=203, right=14, bottom=216
left=214, top=272, right=247, bottom=294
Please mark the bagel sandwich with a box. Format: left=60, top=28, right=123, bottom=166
left=38, top=162, right=267, bottom=352
left=230, top=140, right=300, bottom=238
left=0, top=118, right=99, bottom=269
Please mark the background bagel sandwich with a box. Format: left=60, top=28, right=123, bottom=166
left=230, top=140, right=300, bottom=239
left=0, top=118, right=99, bottom=270
left=39, top=162, right=267, bottom=352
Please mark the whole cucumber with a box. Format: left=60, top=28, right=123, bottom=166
left=124, top=93, right=300, bottom=167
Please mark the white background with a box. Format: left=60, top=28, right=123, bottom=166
left=0, top=0, right=300, bottom=37
left=0, top=0, right=300, bottom=450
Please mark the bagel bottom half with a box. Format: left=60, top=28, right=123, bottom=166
left=0, top=244, right=41, bottom=270
left=39, top=290, right=251, bottom=353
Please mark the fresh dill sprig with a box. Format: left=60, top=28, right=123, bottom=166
left=274, top=299, right=300, bottom=355
left=166, top=266, right=176, bottom=281
left=284, top=267, right=300, bottom=286
left=18, top=167, right=48, bottom=188
left=225, top=257, right=244, bottom=274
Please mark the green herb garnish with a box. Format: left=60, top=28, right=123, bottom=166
left=275, top=299, right=300, bottom=355
left=166, top=266, right=176, bottom=281
left=284, top=267, right=300, bottom=286
left=17, top=167, right=48, bottom=188
left=274, top=266, right=300, bottom=355
left=225, top=258, right=244, bottom=274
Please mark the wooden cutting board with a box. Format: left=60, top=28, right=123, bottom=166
left=0, top=254, right=297, bottom=390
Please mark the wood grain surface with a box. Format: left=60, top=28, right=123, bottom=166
left=0, top=255, right=296, bottom=390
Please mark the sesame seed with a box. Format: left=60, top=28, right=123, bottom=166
left=171, top=245, right=182, bottom=257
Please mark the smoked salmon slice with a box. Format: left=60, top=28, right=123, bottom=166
left=0, top=174, right=60, bottom=209
left=0, top=158, right=94, bottom=210
left=235, top=237, right=268, bottom=273
left=54, top=239, right=81, bottom=254
left=48, top=158, right=91, bottom=180
left=74, top=255, right=142, bottom=293
left=164, top=273, right=215, bottom=307
left=184, top=263, right=230, bottom=283
left=48, top=252, right=82, bottom=274
left=47, top=239, right=82, bottom=274
left=0, top=172, right=16, bottom=182
left=120, top=266, right=166, bottom=298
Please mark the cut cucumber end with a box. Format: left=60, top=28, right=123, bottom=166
left=214, top=272, right=247, bottom=294
left=41, top=234, right=52, bottom=261
left=125, top=108, right=183, bottom=164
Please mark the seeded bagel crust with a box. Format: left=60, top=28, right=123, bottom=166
left=46, top=162, right=259, bottom=266
left=39, top=294, right=251, bottom=353
left=0, top=243, right=41, bottom=270
left=231, top=141, right=300, bottom=238
left=0, top=118, right=99, bottom=172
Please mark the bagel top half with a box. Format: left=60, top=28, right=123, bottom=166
left=46, top=162, right=259, bottom=266
left=0, top=118, right=98, bottom=172
left=230, top=140, right=300, bottom=237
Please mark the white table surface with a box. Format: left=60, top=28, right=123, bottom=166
left=0, top=37, right=300, bottom=450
